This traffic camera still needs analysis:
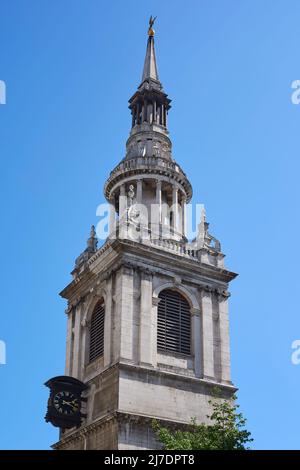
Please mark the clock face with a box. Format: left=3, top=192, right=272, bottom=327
left=53, top=390, right=80, bottom=415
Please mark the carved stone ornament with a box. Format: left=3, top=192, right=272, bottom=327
left=128, top=184, right=135, bottom=200
left=152, top=297, right=161, bottom=306
left=191, top=307, right=201, bottom=316
left=173, top=276, right=182, bottom=286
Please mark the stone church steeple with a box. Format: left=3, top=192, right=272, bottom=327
left=54, top=19, right=237, bottom=450
left=104, top=22, right=192, bottom=244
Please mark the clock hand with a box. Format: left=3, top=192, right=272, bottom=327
left=62, top=399, right=78, bottom=409
left=69, top=399, right=79, bottom=407
left=62, top=400, right=75, bottom=406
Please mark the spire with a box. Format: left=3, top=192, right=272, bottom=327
left=125, top=16, right=173, bottom=161
left=141, top=16, right=159, bottom=83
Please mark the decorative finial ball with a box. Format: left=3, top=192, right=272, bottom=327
left=148, top=28, right=155, bottom=37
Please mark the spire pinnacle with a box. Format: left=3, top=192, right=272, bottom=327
left=74, top=225, right=98, bottom=269
left=87, top=225, right=97, bottom=251
left=142, top=16, right=159, bottom=83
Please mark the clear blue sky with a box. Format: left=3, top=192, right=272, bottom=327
left=0, top=0, right=299, bottom=450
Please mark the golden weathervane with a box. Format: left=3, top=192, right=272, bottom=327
left=148, top=15, right=157, bottom=36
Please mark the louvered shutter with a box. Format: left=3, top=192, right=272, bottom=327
left=157, top=289, right=191, bottom=355
left=89, top=301, right=105, bottom=362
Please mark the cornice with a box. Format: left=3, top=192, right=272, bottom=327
left=103, top=156, right=192, bottom=203
left=52, top=410, right=193, bottom=450
left=52, top=412, right=118, bottom=449
left=60, top=237, right=236, bottom=304
left=118, top=361, right=237, bottom=393
left=118, top=239, right=237, bottom=283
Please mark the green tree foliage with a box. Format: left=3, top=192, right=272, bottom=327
left=153, top=394, right=253, bottom=450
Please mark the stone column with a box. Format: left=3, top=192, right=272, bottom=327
left=181, top=194, right=187, bottom=237
left=109, top=196, right=116, bottom=238
left=161, top=104, right=165, bottom=125
left=158, top=104, right=161, bottom=125
left=219, top=294, right=231, bottom=384
left=149, top=103, right=153, bottom=124
left=136, top=103, right=140, bottom=125
left=137, top=179, right=149, bottom=241
left=119, top=185, right=127, bottom=239
left=191, top=308, right=202, bottom=378
left=201, top=289, right=215, bottom=380
left=136, top=180, right=143, bottom=204
left=139, top=270, right=153, bottom=366
left=172, top=186, right=179, bottom=234
left=155, top=180, right=162, bottom=237
left=153, top=100, right=157, bottom=123
left=104, top=277, right=113, bottom=367
left=143, top=99, right=148, bottom=122
left=163, top=106, right=167, bottom=127
left=119, top=185, right=127, bottom=218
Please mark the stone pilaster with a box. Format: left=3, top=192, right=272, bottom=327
left=191, top=307, right=202, bottom=378
left=201, top=288, right=215, bottom=380
left=218, top=293, right=231, bottom=384
left=65, top=308, right=73, bottom=376
left=139, top=270, right=153, bottom=366
left=80, top=309, right=88, bottom=379
left=72, top=302, right=82, bottom=379
left=117, top=266, right=134, bottom=362
left=104, top=277, right=113, bottom=367
left=212, top=292, right=221, bottom=382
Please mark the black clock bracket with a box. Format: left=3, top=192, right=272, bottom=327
left=44, top=376, right=88, bottom=430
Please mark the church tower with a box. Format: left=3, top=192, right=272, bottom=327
left=53, top=19, right=237, bottom=450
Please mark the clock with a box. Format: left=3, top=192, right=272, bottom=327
left=53, top=390, right=80, bottom=415
left=44, top=376, right=88, bottom=429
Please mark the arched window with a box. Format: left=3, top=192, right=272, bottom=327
left=89, top=300, right=105, bottom=362
left=157, top=289, right=191, bottom=355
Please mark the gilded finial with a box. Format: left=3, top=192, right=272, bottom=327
left=148, top=15, right=157, bottom=36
